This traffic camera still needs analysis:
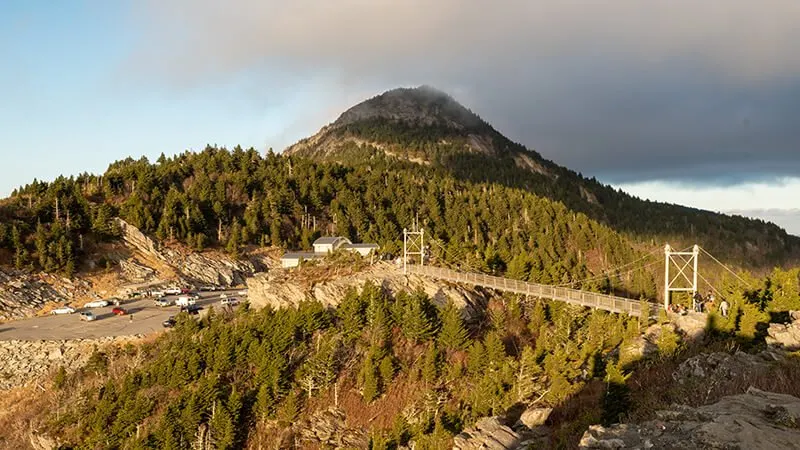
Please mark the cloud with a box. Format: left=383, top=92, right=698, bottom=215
left=129, top=0, right=800, bottom=183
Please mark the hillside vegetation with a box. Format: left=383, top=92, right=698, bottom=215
left=0, top=146, right=664, bottom=300
left=4, top=266, right=799, bottom=449
left=286, top=86, right=799, bottom=267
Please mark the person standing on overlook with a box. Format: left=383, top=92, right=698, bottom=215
left=720, top=299, right=729, bottom=318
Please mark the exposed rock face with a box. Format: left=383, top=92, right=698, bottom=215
left=116, top=218, right=257, bottom=287
left=579, top=387, right=800, bottom=449
left=247, top=262, right=489, bottom=320
left=0, top=268, right=93, bottom=321
left=162, top=248, right=256, bottom=287
left=119, top=259, right=156, bottom=282
left=453, top=417, right=521, bottom=450
left=766, top=310, right=800, bottom=350
left=294, top=407, right=369, bottom=448
left=115, top=218, right=161, bottom=258
left=0, top=336, right=136, bottom=390
left=671, top=350, right=782, bottom=385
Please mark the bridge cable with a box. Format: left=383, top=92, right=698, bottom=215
left=555, top=245, right=694, bottom=288
left=696, top=270, right=724, bottom=299
left=698, top=246, right=753, bottom=288
left=557, top=259, right=663, bottom=288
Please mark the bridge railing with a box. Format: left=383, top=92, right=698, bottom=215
left=407, top=265, right=655, bottom=317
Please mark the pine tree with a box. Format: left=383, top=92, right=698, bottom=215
left=226, top=222, right=241, bottom=257
left=528, top=300, right=547, bottom=338
left=467, top=341, right=486, bottom=377
left=255, top=384, right=275, bottom=419
left=379, top=356, right=394, bottom=389
left=438, top=300, right=468, bottom=351
left=337, top=288, right=366, bottom=342
left=421, top=343, right=439, bottom=386
left=402, top=291, right=435, bottom=343
left=484, top=331, right=506, bottom=369
left=360, top=351, right=380, bottom=402
left=515, top=346, right=542, bottom=402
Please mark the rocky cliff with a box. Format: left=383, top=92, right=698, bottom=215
left=115, top=218, right=262, bottom=287
left=0, top=336, right=139, bottom=390
left=246, top=262, right=490, bottom=320
left=579, top=387, right=800, bottom=449
left=0, top=268, right=93, bottom=321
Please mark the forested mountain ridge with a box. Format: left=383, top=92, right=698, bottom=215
left=285, top=86, right=800, bottom=267
left=0, top=147, right=661, bottom=300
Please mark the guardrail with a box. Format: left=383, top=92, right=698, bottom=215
left=407, top=265, right=656, bottom=317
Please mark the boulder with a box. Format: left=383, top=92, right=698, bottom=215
left=671, top=350, right=781, bottom=385
left=294, top=407, right=368, bottom=448
left=454, top=417, right=521, bottom=450
left=579, top=387, right=800, bottom=449
left=766, top=311, right=800, bottom=351
left=515, top=407, right=552, bottom=429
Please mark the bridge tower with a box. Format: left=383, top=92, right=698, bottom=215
left=403, top=226, right=425, bottom=275
left=663, top=244, right=699, bottom=309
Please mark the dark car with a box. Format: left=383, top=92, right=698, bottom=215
left=181, top=304, right=202, bottom=315
left=112, top=307, right=126, bottom=316
left=162, top=316, right=176, bottom=328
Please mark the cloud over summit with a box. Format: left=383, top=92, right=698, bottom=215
left=131, top=0, right=800, bottom=184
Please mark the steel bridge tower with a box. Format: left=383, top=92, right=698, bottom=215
left=663, top=244, right=699, bottom=309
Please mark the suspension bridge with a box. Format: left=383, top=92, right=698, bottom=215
left=401, top=228, right=748, bottom=318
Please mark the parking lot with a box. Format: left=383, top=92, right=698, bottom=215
left=0, top=289, right=244, bottom=341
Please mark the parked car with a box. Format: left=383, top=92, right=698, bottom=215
left=180, top=304, right=202, bottom=315
left=84, top=299, right=109, bottom=308
left=180, top=288, right=192, bottom=294
left=219, top=293, right=228, bottom=300
left=237, top=289, right=248, bottom=296
left=50, top=306, right=76, bottom=315
left=79, top=311, right=96, bottom=321
left=164, top=287, right=182, bottom=295
left=112, top=307, right=127, bottom=316
left=154, top=297, right=172, bottom=307
left=221, top=297, right=239, bottom=307
left=150, top=290, right=165, bottom=298
left=162, top=316, right=176, bottom=328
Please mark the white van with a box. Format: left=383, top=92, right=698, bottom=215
left=175, top=295, right=197, bottom=307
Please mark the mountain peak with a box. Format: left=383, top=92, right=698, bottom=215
left=333, top=85, right=486, bottom=131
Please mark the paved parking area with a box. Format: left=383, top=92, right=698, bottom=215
left=0, top=290, right=244, bottom=340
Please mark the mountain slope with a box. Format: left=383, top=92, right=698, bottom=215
left=285, top=86, right=800, bottom=268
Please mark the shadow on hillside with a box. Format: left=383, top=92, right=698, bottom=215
left=541, top=310, right=788, bottom=449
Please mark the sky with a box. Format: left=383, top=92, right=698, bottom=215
left=1, top=1, right=799, bottom=235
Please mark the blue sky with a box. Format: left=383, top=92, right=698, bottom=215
left=1, top=1, right=799, bottom=235
left=0, top=1, right=312, bottom=195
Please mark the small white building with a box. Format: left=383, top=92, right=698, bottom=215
left=282, top=236, right=380, bottom=268
left=312, top=236, right=352, bottom=254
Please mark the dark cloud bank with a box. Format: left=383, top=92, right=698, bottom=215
left=132, top=1, right=800, bottom=185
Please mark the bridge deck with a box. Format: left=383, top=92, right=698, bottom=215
left=407, top=265, right=657, bottom=318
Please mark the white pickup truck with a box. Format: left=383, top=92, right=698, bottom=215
left=175, top=295, right=199, bottom=307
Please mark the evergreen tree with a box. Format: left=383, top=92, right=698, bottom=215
left=421, top=343, right=440, bottom=386
left=402, top=291, right=435, bottom=343
left=438, top=300, right=468, bottom=351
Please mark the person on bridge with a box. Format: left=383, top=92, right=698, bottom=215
left=719, top=299, right=729, bottom=318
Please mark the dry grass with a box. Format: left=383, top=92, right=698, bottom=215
left=0, top=384, right=56, bottom=449
left=625, top=343, right=800, bottom=423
